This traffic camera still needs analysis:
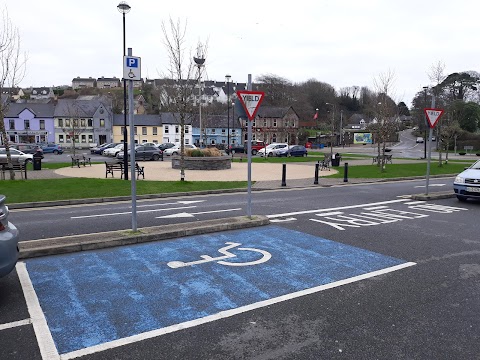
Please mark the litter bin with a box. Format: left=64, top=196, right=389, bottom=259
left=331, top=153, right=341, bottom=167
left=33, top=151, right=43, bottom=171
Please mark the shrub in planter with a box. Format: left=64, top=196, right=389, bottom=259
left=189, top=149, right=205, bottom=157
left=459, top=152, right=466, bottom=155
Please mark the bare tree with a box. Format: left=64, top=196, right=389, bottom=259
left=428, top=61, right=447, bottom=165
left=59, top=100, right=91, bottom=157
left=0, top=8, right=27, bottom=180
left=160, top=18, right=199, bottom=181
left=370, top=70, right=398, bottom=172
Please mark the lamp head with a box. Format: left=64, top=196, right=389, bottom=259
left=225, top=74, right=231, bottom=82
left=117, top=1, right=131, bottom=14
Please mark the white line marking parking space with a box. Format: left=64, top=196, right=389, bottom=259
left=0, top=318, right=31, bottom=331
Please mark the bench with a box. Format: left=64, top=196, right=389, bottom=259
left=0, top=161, right=28, bottom=180
left=372, top=154, right=393, bottom=164
left=105, top=161, right=124, bottom=179
left=320, top=155, right=331, bottom=171
left=71, top=155, right=92, bottom=168
left=134, top=163, right=145, bottom=179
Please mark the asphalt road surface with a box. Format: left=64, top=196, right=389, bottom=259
left=2, top=179, right=480, bottom=359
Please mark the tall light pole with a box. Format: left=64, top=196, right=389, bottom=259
left=423, top=86, right=428, bottom=159
left=225, top=74, right=231, bottom=150
left=117, top=1, right=130, bottom=180
left=326, top=103, right=335, bottom=161
left=232, top=100, right=235, bottom=146
left=340, top=110, right=343, bottom=147
left=194, top=46, right=205, bottom=147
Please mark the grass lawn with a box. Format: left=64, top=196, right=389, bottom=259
left=326, top=162, right=469, bottom=179
left=1, top=178, right=248, bottom=204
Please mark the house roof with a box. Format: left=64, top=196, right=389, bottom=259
left=347, top=113, right=371, bottom=125
left=256, top=106, right=293, bottom=118
left=159, top=112, right=193, bottom=125
left=54, top=97, right=110, bottom=117
left=113, top=114, right=161, bottom=126
left=72, top=77, right=96, bottom=82
left=5, top=103, right=55, bottom=118
left=31, top=87, right=52, bottom=95
left=97, top=77, right=120, bottom=82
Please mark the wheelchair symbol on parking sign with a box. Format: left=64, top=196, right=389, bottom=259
left=167, top=242, right=272, bottom=269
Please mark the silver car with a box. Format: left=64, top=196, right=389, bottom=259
left=0, top=195, right=19, bottom=278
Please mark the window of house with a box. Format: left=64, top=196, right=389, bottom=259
left=58, top=119, right=63, bottom=127
left=134, top=127, right=137, bottom=135
left=88, top=135, right=93, bottom=143
left=81, top=135, right=86, bottom=143
left=59, top=134, right=64, bottom=143
left=100, top=119, right=105, bottom=127
left=175, top=126, right=179, bottom=133
left=24, top=120, right=30, bottom=129
left=211, top=128, right=216, bottom=134
left=222, top=129, right=226, bottom=134
left=66, top=135, right=71, bottom=143
left=184, top=126, right=189, bottom=134
left=88, top=119, right=93, bottom=127
left=221, top=139, right=226, bottom=144
left=273, top=133, right=277, bottom=142
left=153, top=127, right=158, bottom=135
left=73, top=119, right=79, bottom=127
left=185, top=139, right=190, bottom=144
left=263, top=120, right=267, bottom=127
left=153, top=140, right=158, bottom=144
left=9, top=120, right=15, bottom=130
left=232, top=129, right=236, bottom=134
left=65, top=119, right=71, bottom=127
left=75, top=135, right=79, bottom=142
left=165, top=126, right=169, bottom=134
left=40, top=120, right=45, bottom=129
left=81, top=119, right=86, bottom=127
left=142, top=127, right=147, bottom=135
left=273, top=119, right=277, bottom=127
left=252, top=120, right=256, bottom=127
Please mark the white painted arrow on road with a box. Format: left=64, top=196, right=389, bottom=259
left=156, top=208, right=242, bottom=219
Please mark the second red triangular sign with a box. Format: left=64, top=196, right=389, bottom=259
left=424, top=108, right=444, bottom=128
left=236, top=90, right=265, bottom=121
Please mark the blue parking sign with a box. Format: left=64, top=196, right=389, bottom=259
left=123, top=55, right=141, bottom=80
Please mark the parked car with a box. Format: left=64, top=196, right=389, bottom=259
left=430, top=136, right=436, bottom=141
left=226, top=144, right=245, bottom=155
left=91, top=143, right=115, bottom=154
left=41, top=143, right=64, bottom=154
left=258, top=143, right=288, bottom=157
left=158, top=143, right=175, bottom=151
left=275, top=145, right=308, bottom=157
left=416, top=137, right=424, bottom=143
left=245, top=140, right=266, bottom=156
left=453, top=160, right=480, bottom=202
left=104, top=143, right=124, bottom=157
left=117, top=145, right=163, bottom=161
left=11, top=143, right=43, bottom=155
left=0, top=148, right=34, bottom=163
left=0, top=195, right=19, bottom=278
left=164, top=144, right=197, bottom=156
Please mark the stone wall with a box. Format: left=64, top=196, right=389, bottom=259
left=171, top=156, right=231, bottom=170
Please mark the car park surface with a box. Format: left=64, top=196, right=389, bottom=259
left=453, top=159, right=480, bottom=201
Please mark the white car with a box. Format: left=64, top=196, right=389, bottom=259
left=0, top=148, right=34, bottom=163
left=453, top=160, right=480, bottom=202
left=103, top=144, right=124, bottom=157
left=164, top=144, right=197, bottom=156
left=257, top=143, right=288, bottom=157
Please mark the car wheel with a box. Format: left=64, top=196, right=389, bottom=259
left=53, top=150, right=59, bottom=155
left=267, top=152, right=273, bottom=157
left=152, top=154, right=160, bottom=161
left=173, top=152, right=178, bottom=156
left=304, top=153, right=307, bottom=157
left=252, top=150, right=257, bottom=155
left=25, top=158, right=32, bottom=164
left=287, top=152, right=291, bottom=157
left=456, top=195, right=468, bottom=202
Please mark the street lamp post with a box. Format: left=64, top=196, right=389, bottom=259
left=326, top=103, right=335, bottom=161
left=225, top=75, right=231, bottom=150
left=117, top=1, right=130, bottom=180
left=423, top=86, right=428, bottom=159
left=194, top=47, right=205, bottom=147
left=340, top=110, right=343, bottom=147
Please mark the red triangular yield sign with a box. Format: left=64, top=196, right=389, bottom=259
left=236, top=90, right=265, bottom=120
left=424, top=108, right=444, bottom=128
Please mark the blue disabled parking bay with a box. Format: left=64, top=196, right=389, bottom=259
left=25, top=225, right=413, bottom=355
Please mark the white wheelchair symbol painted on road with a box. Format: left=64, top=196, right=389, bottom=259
left=167, top=242, right=272, bottom=269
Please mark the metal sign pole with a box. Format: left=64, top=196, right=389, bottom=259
left=425, top=95, right=436, bottom=196
left=247, top=74, right=252, bottom=219
left=127, top=48, right=137, bottom=231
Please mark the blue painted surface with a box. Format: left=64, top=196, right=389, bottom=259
left=26, top=226, right=407, bottom=354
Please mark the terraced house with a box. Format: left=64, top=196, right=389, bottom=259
left=112, top=114, right=162, bottom=144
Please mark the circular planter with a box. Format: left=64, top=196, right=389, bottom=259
left=171, top=156, right=232, bottom=170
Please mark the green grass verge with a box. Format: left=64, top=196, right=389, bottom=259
left=1, top=178, right=248, bottom=204
left=326, top=162, right=470, bottom=179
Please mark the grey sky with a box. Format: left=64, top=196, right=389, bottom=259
left=6, top=0, right=480, bottom=107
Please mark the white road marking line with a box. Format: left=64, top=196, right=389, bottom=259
left=71, top=206, right=197, bottom=219
left=16, top=262, right=59, bottom=360
left=414, top=184, right=446, bottom=188
left=60, top=262, right=416, bottom=360
left=362, top=206, right=388, bottom=210
left=137, top=200, right=205, bottom=208
left=315, top=211, right=344, bottom=217
left=270, top=218, right=297, bottom=223
left=0, top=318, right=31, bottom=331
left=156, top=208, right=242, bottom=219
left=404, top=201, right=426, bottom=205
left=267, top=199, right=408, bottom=219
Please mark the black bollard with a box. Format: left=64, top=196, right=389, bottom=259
left=314, top=161, right=319, bottom=185
left=344, top=162, right=348, bottom=182
left=281, top=163, right=287, bottom=187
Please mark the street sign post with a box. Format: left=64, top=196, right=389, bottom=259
left=236, top=86, right=265, bottom=219
left=424, top=107, right=444, bottom=195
